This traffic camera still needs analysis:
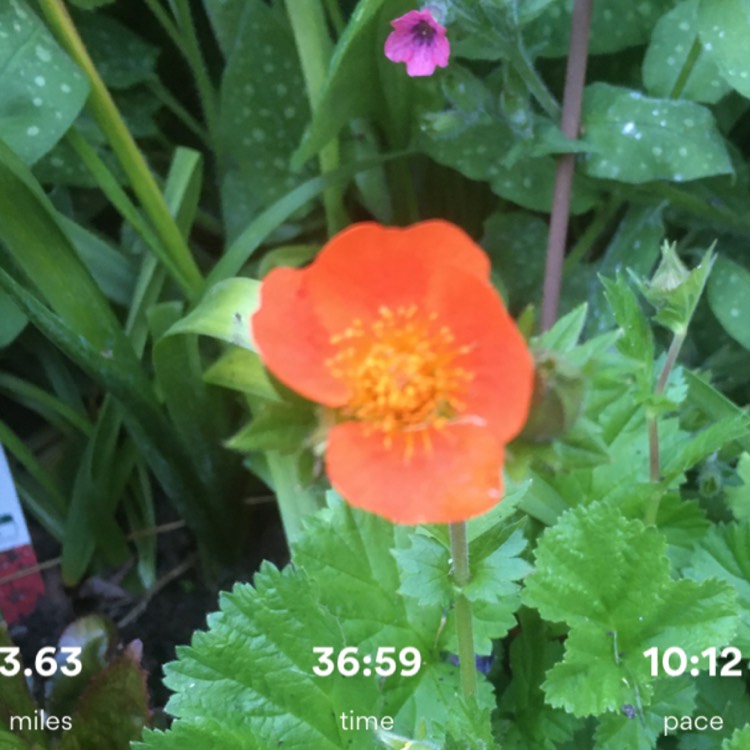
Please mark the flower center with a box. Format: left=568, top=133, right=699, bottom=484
left=410, top=19, right=437, bottom=46
left=326, top=305, right=473, bottom=448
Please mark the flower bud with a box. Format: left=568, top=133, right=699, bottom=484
left=635, top=240, right=715, bottom=336
left=650, top=240, right=691, bottom=294
left=520, top=351, right=585, bottom=443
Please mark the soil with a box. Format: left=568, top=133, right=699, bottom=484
left=8, top=502, right=289, bottom=711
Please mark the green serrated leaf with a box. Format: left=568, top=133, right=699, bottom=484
left=136, top=503, right=495, bottom=749
left=394, top=534, right=452, bottom=608
left=722, top=725, right=750, bottom=750
left=440, top=694, right=496, bottom=748
left=497, top=610, right=580, bottom=750
left=685, top=521, right=750, bottom=650
left=377, top=730, right=440, bottom=749
left=662, top=415, right=750, bottom=482
left=655, top=494, right=710, bottom=571
left=523, top=502, right=737, bottom=717
left=601, top=274, right=654, bottom=390
left=537, top=304, right=589, bottom=352
left=552, top=418, right=610, bottom=469
left=588, top=205, right=663, bottom=335
left=725, top=453, right=750, bottom=521
left=643, top=0, right=730, bottom=103
left=167, top=278, right=260, bottom=350
left=448, top=528, right=531, bottom=654
left=593, top=677, right=696, bottom=750
left=0, top=0, right=89, bottom=164
left=686, top=370, right=750, bottom=454
left=682, top=673, right=750, bottom=750
left=465, top=529, right=532, bottom=604
left=581, top=83, right=732, bottom=183
left=697, top=0, right=750, bottom=99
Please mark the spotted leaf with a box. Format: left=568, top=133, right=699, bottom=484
left=216, top=0, right=313, bottom=240
left=418, top=120, right=597, bottom=214
left=580, top=83, right=732, bottom=184
left=643, top=0, right=730, bottom=103
left=697, top=0, right=750, bottom=100
left=707, top=256, right=750, bottom=351
left=0, top=0, right=88, bottom=164
left=526, top=0, right=673, bottom=58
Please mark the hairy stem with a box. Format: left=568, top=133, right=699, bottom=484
left=540, top=0, right=594, bottom=331
left=509, top=47, right=560, bottom=120
left=645, top=331, right=686, bottom=523
left=450, top=522, right=477, bottom=700
left=266, top=451, right=320, bottom=548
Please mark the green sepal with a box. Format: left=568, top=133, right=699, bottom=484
left=166, top=278, right=260, bottom=351
left=226, top=400, right=318, bottom=454
left=633, top=241, right=716, bottom=336
left=520, top=352, right=585, bottom=443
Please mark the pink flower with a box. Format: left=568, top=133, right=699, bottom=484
left=384, top=9, right=450, bottom=77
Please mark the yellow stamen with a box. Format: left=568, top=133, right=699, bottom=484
left=325, top=305, right=474, bottom=456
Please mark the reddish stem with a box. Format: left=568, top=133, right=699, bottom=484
left=540, top=0, right=594, bottom=331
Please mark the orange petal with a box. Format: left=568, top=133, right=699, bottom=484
left=252, top=267, right=347, bottom=406
left=425, top=268, right=535, bottom=443
left=308, top=221, right=491, bottom=331
left=326, top=421, right=505, bottom=524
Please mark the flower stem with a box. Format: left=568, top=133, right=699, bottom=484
left=645, top=330, right=686, bottom=523
left=39, top=0, right=203, bottom=300
left=508, top=47, right=560, bottom=121
left=450, top=521, right=477, bottom=700
left=540, top=0, right=593, bottom=331
left=285, top=0, right=348, bottom=235
left=266, top=451, right=320, bottom=549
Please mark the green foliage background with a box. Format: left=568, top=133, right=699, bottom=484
left=1, top=0, right=750, bottom=747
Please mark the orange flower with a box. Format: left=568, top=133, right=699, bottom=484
left=252, top=221, right=534, bottom=524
